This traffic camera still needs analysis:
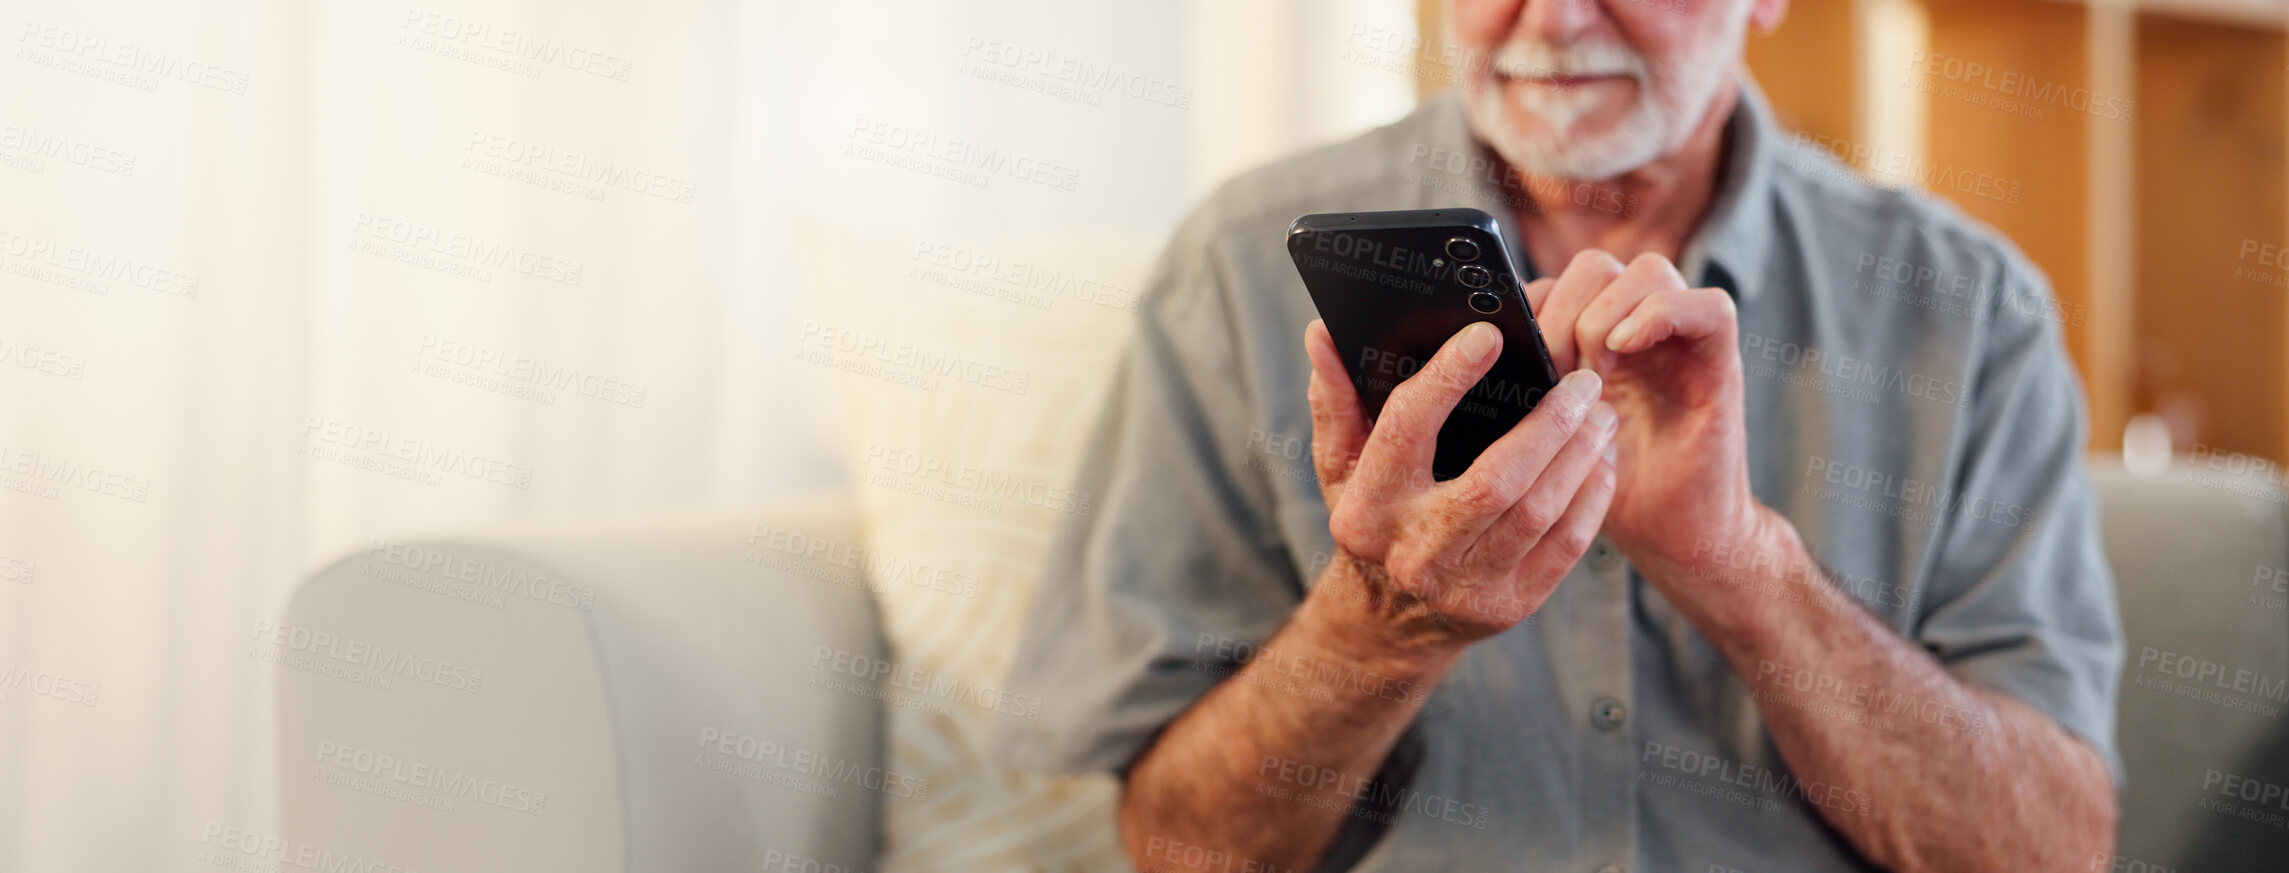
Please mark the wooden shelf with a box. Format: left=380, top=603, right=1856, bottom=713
left=1413, top=0, right=2289, bottom=461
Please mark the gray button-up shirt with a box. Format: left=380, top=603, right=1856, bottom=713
left=989, top=78, right=2123, bottom=873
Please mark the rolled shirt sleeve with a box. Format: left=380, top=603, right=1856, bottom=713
left=987, top=206, right=1308, bottom=776
left=1912, top=257, right=2126, bottom=783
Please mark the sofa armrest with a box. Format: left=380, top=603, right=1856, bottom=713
left=277, top=491, right=880, bottom=873
left=2089, top=457, right=2289, bottom=870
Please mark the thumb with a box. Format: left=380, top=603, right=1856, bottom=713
left=1304, top=320, right=1367, bottom=489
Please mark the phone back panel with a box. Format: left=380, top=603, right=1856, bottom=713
left=1286, top=208, right=1561, bottom=481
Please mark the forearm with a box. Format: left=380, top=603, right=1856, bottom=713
left=1650, top=510, right=2116, bottom=873
left=1121, top=565, right=1460, bottom=873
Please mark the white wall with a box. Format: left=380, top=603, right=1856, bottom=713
left=0, top=0, right=1417, bottom=868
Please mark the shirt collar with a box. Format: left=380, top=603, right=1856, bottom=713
left=1413, top=74, right=1781, bottom=304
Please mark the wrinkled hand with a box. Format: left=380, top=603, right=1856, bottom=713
left=1526, top=250, right=1763, bottom=580
left=1302, top=318, right=1616, bottom=658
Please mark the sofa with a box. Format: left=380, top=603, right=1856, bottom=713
left=278, top=458, right=2289, bottom=872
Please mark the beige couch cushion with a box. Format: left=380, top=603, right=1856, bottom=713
left=798, top=222, right=1156, bottom=871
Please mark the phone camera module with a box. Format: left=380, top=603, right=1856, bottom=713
left=1456, top=263, right=1492, bottom=289
left=1445, top=237, right=1482, bottom=262
left=1468, top=290, right=1502, bottom=314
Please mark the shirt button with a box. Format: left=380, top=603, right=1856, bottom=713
left=1588, top=538, right=1619, bottom=571
left=1591, top=696, right=1627, bottom=731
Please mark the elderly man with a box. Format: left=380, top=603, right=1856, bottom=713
left=990, top=1, right=2123, bottom=871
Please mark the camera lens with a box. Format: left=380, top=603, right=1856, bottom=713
left=1456, top=264, right=1492, bottom=289
left=1445, top=237, right=1482, bottom=261
left=1468, top=291, right=1502, bottom=314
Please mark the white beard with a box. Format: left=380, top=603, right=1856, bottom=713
left=1462, top=11, right=1750, bottom=181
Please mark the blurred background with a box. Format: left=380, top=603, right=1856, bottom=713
left=1, top=0, right=2284, bottom=871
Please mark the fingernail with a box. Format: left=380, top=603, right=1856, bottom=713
left=1589, top=401, right=1618, bottom=434
left=1558, top=368, right=1602, bottom=405
left=1607, top=321, right=1636, bottom=352
left=1458, top=322, right=1499, bottom=363
left=1604, top=440, right=1618, bottom=463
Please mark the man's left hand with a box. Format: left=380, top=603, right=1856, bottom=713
left=1527, top=250, right=1771, bottom=600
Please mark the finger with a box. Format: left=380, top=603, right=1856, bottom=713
left=1523, top=277, right=1557, bottom=315
left=1461, top=398, right=1618, bottom=574
left=1509, top=438, right=1620, bottom=584
left=1607, top=285, right=1740, bottom=355
left=1352, top=321, right=1503, bottom=496
left=1430, top=367, right=1603, bottom=538
left=1536, top=249, right=1626, bottom=373
left=1574, top=253, right=1685, bottom=372
left=1304, top=320, right=1368, bottom=486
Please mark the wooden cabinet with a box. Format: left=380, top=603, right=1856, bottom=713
left=1421, top=0, right=2289, bottom=462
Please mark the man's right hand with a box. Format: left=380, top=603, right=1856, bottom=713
left=1116, top=321, right=1615, bottom=873
left=1303, top=319, right=1618, bottom=660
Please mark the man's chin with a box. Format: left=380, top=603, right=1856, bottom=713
left=1465, top=85, right=1666, bottom=182
left=1489, top=118, right=1666, bottom=182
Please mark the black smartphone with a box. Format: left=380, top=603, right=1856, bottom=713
left=1286, top=207, right=1562, bottom=482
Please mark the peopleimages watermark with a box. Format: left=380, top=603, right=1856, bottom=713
left=398, top=6, right=633, bottom=83
left=0, top=120, right=136, bottom=177
left=1753, top=659, right=1988, bottom=736
left=362, top=539, right=597, bottom=611
left=759, top=849, right=868, bottom=873
left=347, top=211, right=585, bottom=286
left=0, top=551, right=34, bottom=585
left=302, top=416, right=536, bottom=490
left=2228, top=236, right=2289, bottom=290
left=311, top=740, right=546, bottom=815
left=1406, top=143, right=1639, bottom=217
left=0, top=662, right=100, bottom=706
left=795, top=320, right=1032, bottom=395
left=196, top=823, right=420, bottom=873
left=411, top=333, right=649, bottom=408
left=16, top=20, right=252, bottom=95
left=1641, top=740, right=1872, bottom=816
left=1853, top=251, right=2081, bottom=328
left=0, top=438, right=151, bottom=503
left=809, top=645, right=1042, bottom=720
left=1291, top=225, right=1488, bottom=295
left=1257, top=753, right=1493, bottom=830
left=1688, top=537, right=1920, bottom=613
left=0, top=226, right=200, bottom=298
left=2131, top=644, right=2287, bottom=718
left=907, top=237, right=1140, bottom=313
left=462, top=130, right=696, bottom=205
left=1196, top=633, right=1432, bottom=707
left=1742, top=333, right=1971, bottom=410
left=1138, top=838, right=1300, bottom=873
left=2082, top=850, right=2185, bottom=873
left=956, top=36, right=1190, bottom=109
left=2198, top=768, right=2289, bottom=830
left=1341, top=23, right=1492, bottom=89
left=1303, top=549, right=1542, bottom=626
left=1353, top=344, right=1550, bottom=424
left=859, top=443, right=1092, bottom=517
left=1243, top=427, right=1323, bottom=488
left=1790, top=132, right=2024, bottom=206
left=844, top=116, right=1080, bottom=191
left=746, top=524, right=978, bottom=599
left=250, top=619, right=485, bottom=693
left=693, top=726, right=929, bottom=801
left=1247, top=426, right=1468, bottom=498
left=1903, top=51, right=2133, bottom=123
left=1800, top=455, right=2036, bottom=533
left=2179, top=442, right=2289, bottom=506
left=0, top=334, right=87, bottom=380
left=2254, top=564, right=2287, bottom=613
